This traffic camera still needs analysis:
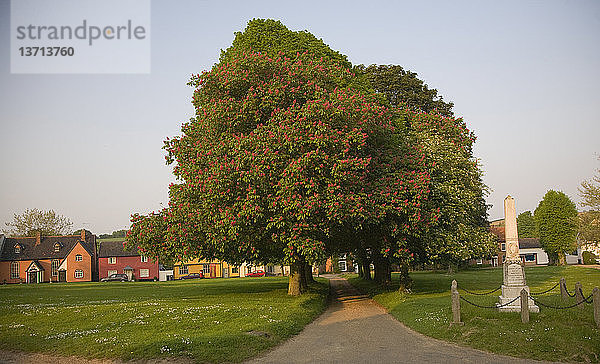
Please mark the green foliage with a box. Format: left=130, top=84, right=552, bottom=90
left=129, top=19, right=493, bottom=291
left=221, top=19, right=352, bottom=70
left=0, top=278, right=328, bottom=362
left=534, top=190, right=578, bottom=265
left=403, top=110, right=496, bottom=267
left=579, top=211, right=600, bottom=243
left=362, top=64, right=454, bottom=116
left=578, top=157, right=600, bottom=210
left=3, top=208, right=73, bottom=237
left=517, top=211, right=536, bottom=238
left=582, top=250, right=598, bottom=265
left=99, top=229, right=127, bottom=239
left=129, top=20, right=432, bottom=282
left=578, top=158, right=600, bottom=243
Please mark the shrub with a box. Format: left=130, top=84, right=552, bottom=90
left=582, top=251, right=598, bottom=265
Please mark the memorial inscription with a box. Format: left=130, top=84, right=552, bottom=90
left=505, top=263, right=525, bottom=286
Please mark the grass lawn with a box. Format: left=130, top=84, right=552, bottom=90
left=348, top=266, right=600, bottom=363
left=0, top=277, right=328, bottom=363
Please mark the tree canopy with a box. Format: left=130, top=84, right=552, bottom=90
left=127, top=19, right=493, bottom=294
left=361, top=65, right=454, bottom=117
left=578, top=157, right=600, bottom=243
left=517, top=211, right=536, bottom=238
left=534, top=190, right=578, bottom=265
left=3, top=208, right=73, bottom=237
left=578, top=157, right=600, bottom=211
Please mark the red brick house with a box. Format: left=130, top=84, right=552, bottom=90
left=0, top=230, right=98, bottom=284
left=98, top=240, right=159, bottom=281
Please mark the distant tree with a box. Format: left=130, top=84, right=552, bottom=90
left=517, top=211, right=536, bottom=238
left=3, top=208, right=73, bottom=237
left=361, top=65, right=454, bottom=117
left=578, top=158, right=600, bottom=244
left=534, top=190, right=578, bottom=265
left=111, top=229, right=127, bottom=238
left=578, top=157, right=600, bottom=210
left=579, top=211, right=600, bottom=243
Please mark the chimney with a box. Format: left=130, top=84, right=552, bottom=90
left=80, top=229, right=86, bottom=241
left=35, top=231, right=41, bottom=246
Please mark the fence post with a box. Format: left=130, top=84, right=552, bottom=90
left=451, top=280, right=463, bottom=326
left=575, top=282, right=585, bottom=310
left=593, top=287, right=600, bottom=329
left=520, top=289, right=529, bottom=323
left=560, top=277, right=567, bottom=300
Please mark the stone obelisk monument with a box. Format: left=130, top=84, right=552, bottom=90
left=498, top=195, right=539, bottom=312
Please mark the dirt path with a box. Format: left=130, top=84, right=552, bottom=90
left=244, top=277, right=550, bottom=364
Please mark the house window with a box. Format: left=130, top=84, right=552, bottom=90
left=476, top=258, right=483, bottom=265
left=140, top=269, right=149, bottom=278
left=108, top=257, right=116, bottom=264
left=14, top=245, right=20, bottom=254
left=266, top=265, right=275, bottom=273
left=500, top=243, right=506, bottom=252
left=74, top=270, right=84, bottom=279
left=107, top=270, right=118, bottom=276
left=339, top=260, right=347, bottom=272
left=51, top=259, right=59, bottom=276
left=140, top=256, right=148, bottom=263
left=10, top=261, right=19, bottom=279
left=203, top=264, right=210, bottom=274
left=231, top=266, right=239, bottom=274
left=525, top=254, right=536, bottom=262
left=75, top=254, right=83, bottom=261
left=54, top=243, right=61, bottom=252
left=179, top=265, right=188, bottom=275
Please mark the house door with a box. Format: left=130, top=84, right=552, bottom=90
left=223, top=267, right=229, bottom=278
left=209, top=264, right=217, bottom=278
left=28, top=271, right=37, bottom=284
left=58, top=270, right=66, bottom=282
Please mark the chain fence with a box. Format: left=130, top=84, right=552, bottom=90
left=459, top=294, right=519, bottom=309
left=528, top=293, right=594, bottom=310
left=456, top=284, right=501, bottom=296
left=561, top=281, right=576, bottom=297
left=530, top=282, right=559, bottom=295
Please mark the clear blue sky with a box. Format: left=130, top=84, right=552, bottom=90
left=1, top=0, right=599, bottom=234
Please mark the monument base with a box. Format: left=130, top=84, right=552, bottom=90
left=498, top=260, right=539, bottom=312
left=497, top=285, right=539, bottom=312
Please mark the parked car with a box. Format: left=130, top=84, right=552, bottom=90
left=246, top=270, right=266, bottom=277
left=181, top=272, right=203, bottom=280
left=101, top=273, right=129, bottom=282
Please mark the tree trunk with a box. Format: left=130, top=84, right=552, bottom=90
left=357, top=260, right=364, bottom=278
left=398, top=263, right=412, bottom=292
left=362, top=262, right=372, bottom=280
left=305, top=262, right=315, bottom=283
left=373, top=254, right=391, bottom=286
left=357, top=247, right=371, bottom=280
left=299, top=257, right=308, bottom=291
left=288, top=260, right=304, bottom=296
left=558, top=253, right=566, bottom=266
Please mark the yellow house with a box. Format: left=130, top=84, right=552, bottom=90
left=173, top=259, right=241, bottom=279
